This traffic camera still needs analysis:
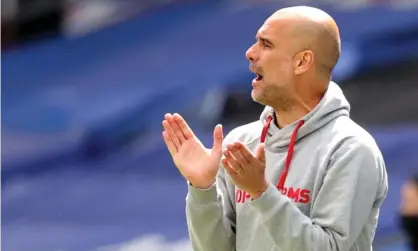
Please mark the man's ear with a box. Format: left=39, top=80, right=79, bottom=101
left=294, top=50, right=314, bottom=75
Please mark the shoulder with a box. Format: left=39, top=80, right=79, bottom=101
left=326, top=117, right=386, bottom=179
left=327, top=117, right=388, bottom=200
left=223, top=121, right=263, bottom=148
left=331, top=116, right=381, bottom=155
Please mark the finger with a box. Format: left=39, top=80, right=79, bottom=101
left=165, top=113, right=186, bottom=143
left=162, top=120, right=181, bottom=149
left=162, top=131, right=177, bottom=155
left=173, top=113, right=195, bottom=139
left=223, top=150, right=242, bottom=172
left=256, top=143, right=266, bottom=163
left=233, top=142, right=256, bottom=163
left=222, top=158, right=240, bottom=180
left=212, top=124, right=224, bottom=157
left=227, top=143, right=249, bottom=166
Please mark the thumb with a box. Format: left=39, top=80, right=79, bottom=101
left=212, top=124, right=224, bottom=157
left=256, top=143, right=266, bottom=163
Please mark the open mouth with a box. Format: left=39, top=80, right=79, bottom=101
left=255, top=73, right=263, bottom=81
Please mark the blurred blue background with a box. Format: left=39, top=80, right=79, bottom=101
left=2, top=0, right=418, bottom=250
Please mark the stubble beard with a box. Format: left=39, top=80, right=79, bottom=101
left=252, top=84, right=295, bottom=112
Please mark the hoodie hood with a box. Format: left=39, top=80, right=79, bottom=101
left=260, top=81, right=350, bottom=149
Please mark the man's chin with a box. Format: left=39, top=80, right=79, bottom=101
left=251, top=90, right=266, bottom=105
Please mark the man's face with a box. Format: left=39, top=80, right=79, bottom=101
left=246, top=19, right=296, bottom=108
left=401, top=180, right=418, bottom=215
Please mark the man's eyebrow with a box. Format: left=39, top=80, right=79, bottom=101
left=256, top=34, right=274, bottom=46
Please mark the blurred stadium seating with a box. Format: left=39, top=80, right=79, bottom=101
left=2, top=0, right=418, bottom=250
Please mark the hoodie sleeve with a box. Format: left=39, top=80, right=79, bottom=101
left=250, top=137, right=388, bottom=251
left=185, top=164, right=236, bottom=251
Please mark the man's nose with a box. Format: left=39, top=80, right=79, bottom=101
left=246, top=44, right=257, bottom=62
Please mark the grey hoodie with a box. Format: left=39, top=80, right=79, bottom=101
left=185, top=82, right=388, bottom=251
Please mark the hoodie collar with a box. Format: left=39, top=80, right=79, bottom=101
left=259, top=81, right=350, bottom=150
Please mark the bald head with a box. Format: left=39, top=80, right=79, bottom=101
left=268, top=6, right=341, bottom=76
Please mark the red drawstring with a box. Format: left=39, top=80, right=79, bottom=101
left=260, top=115, right=273, bottom=144
left=260, top=115, right=305, bottom=191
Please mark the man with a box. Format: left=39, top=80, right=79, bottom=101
left=401, top=176, right=418, bottom=251
left=162, top=6, right=388, bottom=251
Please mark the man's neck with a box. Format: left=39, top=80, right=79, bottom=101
left=273, top=92, right=323, bottom=128
left=273, top=106, right=310, bottom=129
left=273, top=77, right=329, bottom=128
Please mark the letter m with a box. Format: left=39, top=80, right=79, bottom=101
left=287, top=188, right=300, bottom=202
